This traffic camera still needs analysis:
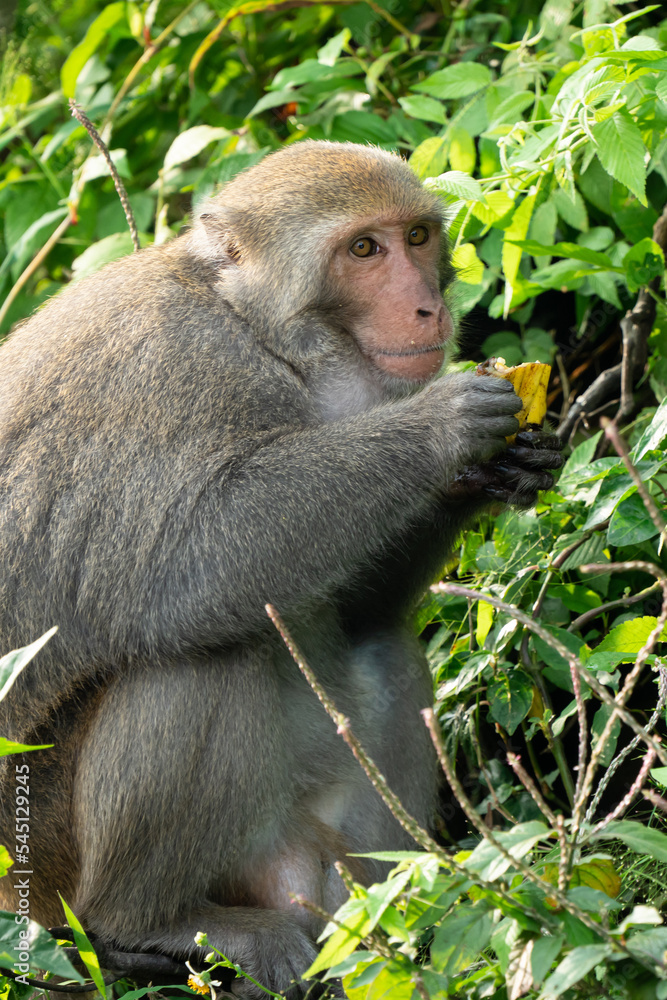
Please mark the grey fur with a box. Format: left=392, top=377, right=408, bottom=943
left=0, top=142, right=524, bottom=997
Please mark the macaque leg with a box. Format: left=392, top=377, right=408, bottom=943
left=70, top=658, right=348, bottom=998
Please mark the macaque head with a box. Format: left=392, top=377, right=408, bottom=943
left=193, top=141, right=454, bottom=385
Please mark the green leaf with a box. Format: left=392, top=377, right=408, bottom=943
left=466, top=821, right=552, bottom=880
left=502, top=192, right=537, bottom=315
left=0, top=628, right=57, bottom=702
left=551, top=187, right=588, bottom=232
left=0, top=207, right=68, bottom=285
left=307, top=900, right=372, bottom=977
left=471, top=190, right=514, bottom=226
left=449, top=126, right=476, bottom=174
left=0, top=738, right=52, bottom=756
left=487, top=91, right=534, bottom=129
left=650, top=766, right=667, bottom=787
left=106, top=988, right=195, bottom=1000
left=0, top=845, right=12, bottom=877
left=328, top=110, right=397, bottom=147
left=587, top=271, right=622, bottom=309
left=487, top=669, right=534, bottom=735
left=626, top=927, right=667, bottom=967
left=345, top=958, right=417, bottom=999
left=475, top=600, right=494, bottom=646
left=531, top=934, right=565, bottom=987
left=538, top=944, right=612, bottom=999
left=510, top=239, right=615, bottom=268
left=617, top=905, right=662, bottom=933
left=582, top=470, right=634, bottom=529
left=592, top=109, right=647, bottom=205
left=80, top=148, right=131, bottom=183
left=270, top=58, right=362, bottom=90
left=412, top=63, right=492, bottom=100
left=72, top=233, right=139, bottom=282
left=591, top=704, right=621, bottom=767
left=163, top=126, right=229, bottom=171
left=529, top=199, right=558, bottom=256
left=0, top=911, right=84, bottom=982
left=452, top=243, right=484, bottom=284
left=608, top=492, right=660, bottom=546
left=424, top=169, right=482, bottom=201
left=61, top=2, right=130, bottom=98
left=622, top=237, right=665, bottom=293
left=247, top=88, right=299, bottom=117
left=431, top=904, right=494, bottom=974
left=633, top=398, right=667, bottom=460
left=317, top=28, right=351, bottom=66
left=362, top=872, right=412, bottom=928
left=595, top=615, right=662, bottom=654
left=397, top=95, right=446, bottom=124
left=592, top=820, right=667, bottom=863
left=408, top=137, right=448, bottom=180
left=59, top=896, right=107, bottom=998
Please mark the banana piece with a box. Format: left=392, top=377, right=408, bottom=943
left=477, top=357, right=551, bottom=437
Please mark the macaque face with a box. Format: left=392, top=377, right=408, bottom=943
left=332, top=216, right=453, bottom=383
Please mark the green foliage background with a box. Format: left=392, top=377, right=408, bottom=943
left=2, top=1, right=667, bottom=998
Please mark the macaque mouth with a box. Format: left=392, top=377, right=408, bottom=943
left=376, top=343, right=447, bottom=358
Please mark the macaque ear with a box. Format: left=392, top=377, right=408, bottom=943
left=194, top=209, right=242, bottom=266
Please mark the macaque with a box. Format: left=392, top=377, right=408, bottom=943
left=0, top=141, right=561, bottom=997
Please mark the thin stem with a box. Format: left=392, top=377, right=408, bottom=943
left=585, top=664, right=667, bottom=823
left=266, top=603, right=437, bottom=853
left=433, top=582, right=667, bottom=767
left=69, top=100, right=139, bottom=251
left=0, top=213, right=71, bottom=330
left=422, top=709, right=626, bottom=950
left=266, top=604, right=548, bottom=927
left=105, top=0, right=201, bottom=127
left=569, top=581, right=660, bottom=635
left=506, top=753, right=557, bottom=825
left=591, top=749, right=657, bottom=836
left=601, top=418, right=666, bottom=540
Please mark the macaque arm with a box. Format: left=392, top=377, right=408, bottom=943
left=144, top=375, right=520, bottom=650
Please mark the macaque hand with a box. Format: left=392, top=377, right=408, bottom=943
left=447, top=426, right=564, bottom=507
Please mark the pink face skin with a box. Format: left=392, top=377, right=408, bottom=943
left=332, top=217, right=453, bottom=383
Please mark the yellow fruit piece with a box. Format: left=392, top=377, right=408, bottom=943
left=478, top=357, right=551, bottom=433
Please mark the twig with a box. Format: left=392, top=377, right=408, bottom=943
left=0, top=213, right=72, bottom=330
left=642, top=788, right=667, bottom=812
left=334, top=861, right=357, bottom=895
left=590, top=748, right=657, bottom=835
left=555, top=814, right=569, bottom=892
left=422, top=709, right=626, bottom=949
left=506, top=753, right=557, bottom=826
left=265, top=604, right=548, bottom=927
left=69, top=100, right=139, bottom=251
left=432, top=582, right=667, bottom=767
left=570, top=653, right=588, bottom=809
left=585, top=664, right=667, bottom=822
left=601, top=417, right=667, bottom=541
left=555, top=351, right=571, bottom=424
left=569, top=581, right=661, bottom=634
left=105, top=0, right=201, bottom=126
left=574, top=562, right=667, bottom=833
left=558, top=196, right=667, bottom=440
left=0, top=968, right=120, bottom=993
left=266, top=603, right=437, bottom=853
left=557, top=363, right=621, bottom=441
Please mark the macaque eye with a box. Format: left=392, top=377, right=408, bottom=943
left=350, top=237, right=379, bottom=258
left=408, top=226, right=429, bottom=246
